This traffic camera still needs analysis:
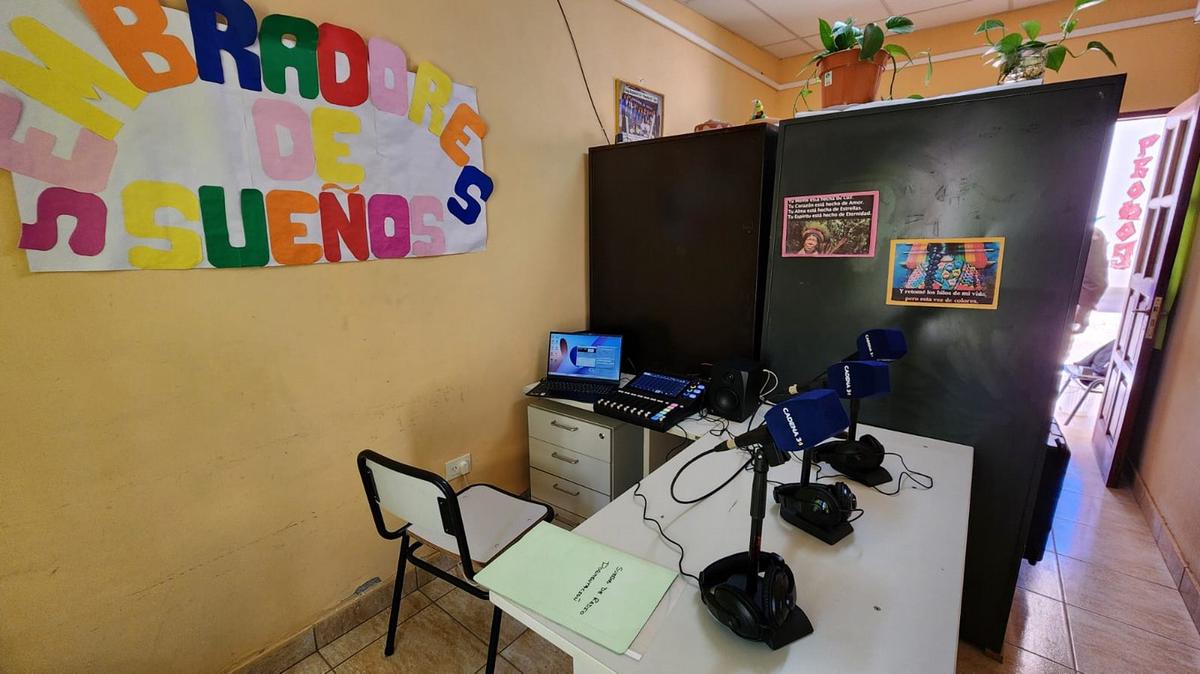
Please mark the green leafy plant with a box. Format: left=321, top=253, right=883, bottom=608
left=793, top=16, right=933, bottom=113
left=976, top=0, right=1116, bottom=83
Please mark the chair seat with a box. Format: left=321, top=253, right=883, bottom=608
left=408, top=484, right=551, bottom=564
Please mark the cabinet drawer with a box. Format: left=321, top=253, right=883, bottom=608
left=529, top=438, right=611, bottom=495
left=530, top=468, right=608, bottom=519
left=528, top=406, right=613, bottom=462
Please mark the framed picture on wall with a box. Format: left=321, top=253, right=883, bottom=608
left=615, top=80, right=664, bottom=143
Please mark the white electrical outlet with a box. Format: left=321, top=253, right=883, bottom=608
left=445, top=453, right=472, bottom=480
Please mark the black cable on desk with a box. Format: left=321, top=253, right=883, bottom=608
left=634, top=481, right=700, bottom=584
left=670, top=446, right=752, bottom=505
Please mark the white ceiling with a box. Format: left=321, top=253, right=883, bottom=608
left=679, top=0, right=1057, bottom=58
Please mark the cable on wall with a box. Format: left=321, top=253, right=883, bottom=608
left=556, top=0, right=611, bottom=144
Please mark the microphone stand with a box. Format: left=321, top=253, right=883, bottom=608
left=747, top=446, right=770, bottom=573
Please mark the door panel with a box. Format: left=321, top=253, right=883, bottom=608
left=1093, top=93, right=1200, bottom=485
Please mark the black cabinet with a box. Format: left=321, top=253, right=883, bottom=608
left=761, top=76, right=1125, bottom=651
left=588, top=125, right=777, bottom=374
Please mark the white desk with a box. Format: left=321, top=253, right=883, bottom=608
left=495, top=406, right=973, bottom=673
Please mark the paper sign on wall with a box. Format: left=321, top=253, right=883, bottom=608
left=0, top=0, right=491, bottom=272
left=782, top=191, right=878, bottom=257
left=886, top=237, right=1006, bottom=309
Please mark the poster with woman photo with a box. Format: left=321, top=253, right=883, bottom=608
left=616, top=80, right=664, bottom=142
left=782, top=192, right=879, bottom=257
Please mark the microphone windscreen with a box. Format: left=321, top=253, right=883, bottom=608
left=857, top=328, right=907, bottom=361
left=763, top=389, right=849, bottom=452
left=826, top=360, right=891, bottom=399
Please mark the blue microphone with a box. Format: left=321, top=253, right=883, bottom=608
left=725, top=389, right=848, bottom=452
left=857, top=328, right=907, bottom=362
left=826, top=360, right=891, bottom=399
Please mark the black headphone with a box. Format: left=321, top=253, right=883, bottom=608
left=813, top=434, right=885, bottom=474
left=699, top=551, right=811, bottom=649
left=773, top=481, right=857, bottom=530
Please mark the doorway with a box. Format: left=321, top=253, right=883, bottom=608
left=1057, top=114, right=1167, bottom=435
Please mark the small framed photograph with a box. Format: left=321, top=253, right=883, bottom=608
left=615, top=80, right=664, bottom=142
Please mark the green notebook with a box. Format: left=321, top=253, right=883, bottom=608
left=474, top=522, right=677, bottom=653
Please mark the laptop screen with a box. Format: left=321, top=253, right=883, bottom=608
left=547, top=332, right=622, bottom=382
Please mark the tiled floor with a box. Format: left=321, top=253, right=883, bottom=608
left=286, top=532, right=576, bottom=674
left=956, top=390, right=1200, bottom=673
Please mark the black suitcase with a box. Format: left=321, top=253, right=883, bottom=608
left=1024, top=420, right=1071, bottom=564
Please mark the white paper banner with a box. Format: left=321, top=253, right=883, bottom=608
left=0, top=0, right=490, bottom=272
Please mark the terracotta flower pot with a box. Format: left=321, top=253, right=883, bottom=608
left=818, top=49, right=887, bottom=107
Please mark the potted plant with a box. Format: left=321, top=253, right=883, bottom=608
left=977, top=0, right=1116, bottom=85
left=794, top=16, right=933, bottom=112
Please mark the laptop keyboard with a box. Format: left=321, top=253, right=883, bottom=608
left=538, top=380, right=613, bottom=394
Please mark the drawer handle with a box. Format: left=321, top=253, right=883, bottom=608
left=553, top=483, right=581, bottom=497
left=550, top=420, right=579, bottom=432
left=551, top=451, right=580, bottom=465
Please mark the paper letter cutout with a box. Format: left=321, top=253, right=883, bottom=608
left=312, top=107, right=365, bottom=185
left=317, top=23, right=369, bottom=107
left=266, top=189, right=323, bottom=265
left=199, top=186, right=270, bottom=267
left=123, top=180, right=203, bottom=269
left=409, top=196, right=445, bottom=257
left=319, top=192, right=369, bottom=262
left=0, top=93, right=117, bottom=192
left=447, top=165, right=493, bottom=226
left=1115, top=221, right=1136, bottom=241
left=259, top=14, right=319, bottom=99
left=408, top=61, right=452, bottom=136
left=367, top=194, right=411, bottom=258
left=18, top=187, right=107, bottom=256
left=187, top=0, right=262, bottom=91
left=0, top=17, right=146, bottom=140
left=252, top=98, right=315, bottom=181
left=1111, top=241, right=1136, bottom=270
left=79, top=0, right=198, bottom=92
left=440, top=103, right=488, bottom=167
left=367, top=37, right=408, bottom=115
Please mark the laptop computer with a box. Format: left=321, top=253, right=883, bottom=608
left=526, top=331, right=623, bottom=403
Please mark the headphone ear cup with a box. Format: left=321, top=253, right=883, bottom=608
left=712, top=585, right=762, bottom=640
left=832, top=481, right=857, bottom=514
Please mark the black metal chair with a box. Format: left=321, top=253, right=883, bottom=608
left=356, top=449, right=554, bottom=673
left=1058, top=341, right=1112, bottom=425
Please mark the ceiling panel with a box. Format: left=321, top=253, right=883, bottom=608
left=903, top=0, right=1009, bottom=31
left=676, top=0, right=1065, bottom=54
left=763, top=38, right=815, bottom=59
left=750, top=0, right=891, bottom=37
left=685, top=0, right=796, bottom=46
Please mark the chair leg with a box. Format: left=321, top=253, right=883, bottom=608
left=1058, top=376, right=1071, bottom=397
left=384, top=533, right=411, bottom=657
left=1064, top=382, right=1101, bottom=426
left=485, top=604, right=503, bottom=673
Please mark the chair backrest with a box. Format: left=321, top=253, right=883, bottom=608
left=356, top=450, right=472, bottom=562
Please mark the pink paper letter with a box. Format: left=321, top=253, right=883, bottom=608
left=0, top=93, right=117, bottom=192
left=367, top=193, right=410, bottom=258
left=409, top=195, right=445, bottom=257
left=19, top=187, right=107, bottom=256
left=367, top=37, right=409, bottom=115
left=251, top=98, right=315, bottom=181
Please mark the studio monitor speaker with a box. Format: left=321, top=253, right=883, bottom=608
left=707, top=358, right=767, bottom=422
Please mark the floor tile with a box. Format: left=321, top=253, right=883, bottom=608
left=334, top=605, right=489, bottom=674
left=1053, top=485, right=1149, bottom=535
left=1005, top=588, right=1073, bottom=669
left=1017, top=554, right=1062, bottom=602
left=501, top=629, right=572, bottom=674
left=436, top=588, right=526, bottom=651
left=284, top=653, right=331, bottom=674
left=1058, top=555, right=1200, bottom=649
left=473, top=655, right=519, bottom=674
left=416, top=556, right=465, bottom=601
left=1069, top=605, right=1200, bottom=674
left=1051, top=517, right=1175, bottom=587
left=321, top=593, right=432, bottom=667
left=316, top=572, right=417, bottom=647
left=955, top=641, right=1074, bottom=673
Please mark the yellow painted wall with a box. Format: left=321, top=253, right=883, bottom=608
left=776, top=0, right=1200, bottom=115
left=0, top=1, right=780, bottom=672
